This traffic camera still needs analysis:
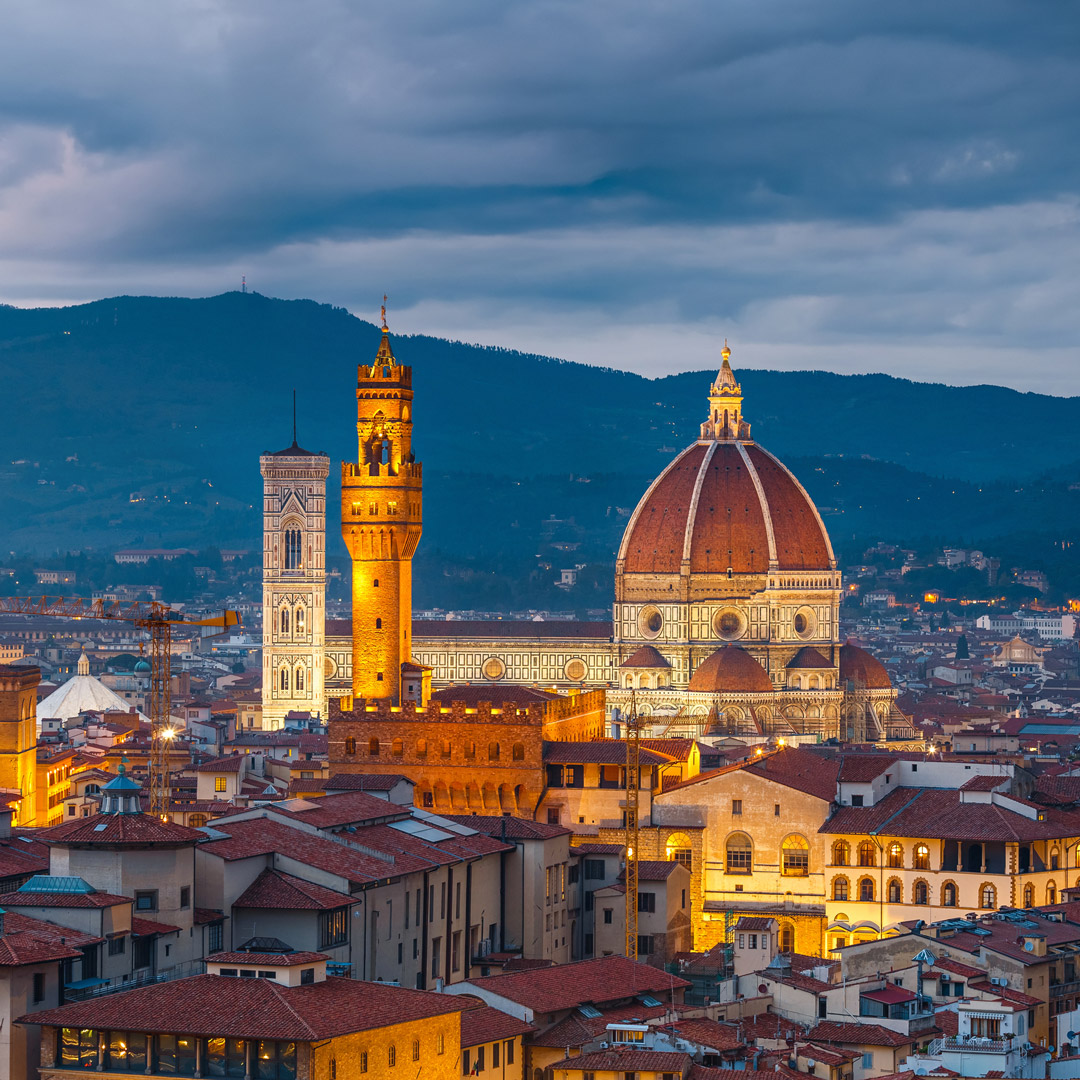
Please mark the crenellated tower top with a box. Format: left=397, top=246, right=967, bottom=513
left=700, top=340, right=751, bottom=441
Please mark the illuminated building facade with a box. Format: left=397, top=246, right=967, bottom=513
left=0, top=664, right=39, bottom=826
left=260, top=435, right=330, bottom=729
left=340, top=315, right=423, bottom=704
left=324, top=344, right=900, bottom=741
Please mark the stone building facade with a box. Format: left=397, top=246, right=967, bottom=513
left=328, top=689, right=605, bottom=816
left=260, top=435, right=330, bottom=728
left=0, top=664, right=39, bottom=826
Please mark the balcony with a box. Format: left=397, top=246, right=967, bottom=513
left=928, top=1036, right=1014, bottom=1055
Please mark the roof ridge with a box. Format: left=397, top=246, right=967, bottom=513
left=264, top=977, right=320, bottom=1041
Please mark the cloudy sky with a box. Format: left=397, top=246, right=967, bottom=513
left=1, top=1, right=1078, bottom=392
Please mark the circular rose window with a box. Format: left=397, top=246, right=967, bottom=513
left=325, top=655, right=338, bottom=680
left=793, top=608, right=817, bottom=639
left=565, top=658, right=587, bottom=681
left=638, top=606, right=664, bottom=639
left=713, top=608, right=745, bottom=640
left=482, top=657, right=505, bottom=680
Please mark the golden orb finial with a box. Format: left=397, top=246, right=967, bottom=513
left=721, top=339, right=731, bottom=361
left=380, top=294, right=389, bottom=332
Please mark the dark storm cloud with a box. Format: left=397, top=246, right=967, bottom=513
left=0, top=1, right=1078, bottom=390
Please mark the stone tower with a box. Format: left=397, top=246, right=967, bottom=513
left=260, top=434, right=330, bottom=729
left=341, top=317, right=423, bottom=703
left=0, top=664, right=38, bottom=826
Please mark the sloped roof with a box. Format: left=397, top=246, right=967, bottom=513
left=37, top=672, right=142, bottom=723
left=41, top=813, right=202, bottom=847
left=22, top=975, right=464, bottom=1039
left=806, top=1021, right=913, bottom=1047
left=689, top=646, right=773, bottom=695
left=460, top=1004, right=534, bottom=1047
left=462, top=955, right=688, bottom=1014
left=543, top=741, right=671, bottom=767
left=621, top=645, right=672, bottom=669
left=788, top=647, right=833, bottom=669
left=234, top=869, right=353, bottom=911
left=744, top=747, right=840, bottom=802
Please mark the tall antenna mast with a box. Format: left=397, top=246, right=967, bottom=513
left=241, top=275, right=247, bottom=294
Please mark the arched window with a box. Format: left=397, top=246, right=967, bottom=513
left=1048, top=882, right=1057, bottom=905
left=833, top=876, right=849, bottom=901
left=416, top=738, right=428, bottom=758
left=726, top=832, right=753, bottom=874
left=280, top=608, right=290, bottom=634
left=1051, top=846, right=1061, bottom=870
left=369, top=738, right=380, bottom=756
left=345, top=737, right=356, bottom=756
left=913, top=844, right=930, bottom=871
left=488, top=742, right=500, bottom=761
left=512, top=742, right=525, bottom=761
left=666, top=833, right=693, bottom=871
left=780, top=922, right=795, bottom=952
left=295, top=666, right=305, bottom=692
left=373, top=578, right=379, bottom=588
left=295, top=607, right=305, bottom=633
left=388, top=1045, right=396, bottom=1068
left=859, top=877, right=875, bottom=902
left=189, top=814, right=207, bottom=828
left=913, top=880, right=929, bottom=906
left=858, top=841, right=877, bottom=868
left=392, top=738, right=403, bottom=758
left=375, top=618, right=382, bottom=629
left=942, top=881, right=958, bottom=907
left=832, top=840, right=850, bottom=866
left=1023, top=883, right=1035, bottom=907
left=279, top=668, right=289, bottom=691
left=441, top=739, right=452, bottom=758
left=782, top=834, right=809, bottom=876
left=283, top=527, right=303, bottom=569
left=412, top=1040, right=420, bottom=1063
left=887, top=878, right=902, bottom=903
left=887, top=842, right=903, bottom=868
left=981, top=883, right=996, bottom=910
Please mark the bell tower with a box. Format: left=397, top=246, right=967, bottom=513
left=261, top=426, right=330, bottom=730
left=341, top=306, right=423, bottom=703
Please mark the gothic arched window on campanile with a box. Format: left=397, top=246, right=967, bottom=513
left=280, top=608, right=290, bottom=635
left=284, top=527, right=303, bottom=570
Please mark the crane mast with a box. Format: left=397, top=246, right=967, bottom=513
left=0, top=596, right=239, bottom=818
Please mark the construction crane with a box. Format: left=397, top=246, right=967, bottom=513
left=624, top=692, right=640, bottom=961
left=0, top=597, right=240, bottom=817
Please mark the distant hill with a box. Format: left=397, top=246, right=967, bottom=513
left=1, top=291, right=1078, bottom=564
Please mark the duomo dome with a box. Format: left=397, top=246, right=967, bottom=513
left=610, top=343, right=901, bottom=741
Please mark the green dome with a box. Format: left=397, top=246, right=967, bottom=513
left=134, top=659, right=151, bottom=673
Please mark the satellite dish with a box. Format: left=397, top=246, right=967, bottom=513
left=912, top=949, right=938, bottom=966
left=1067, top=1031, right=1077, bottom=1040
left=1024, top=940, right=1034, bottom=952
left=807, top=1060, right=817, bottom=1069
left=759, top=984, right=768, bottom=994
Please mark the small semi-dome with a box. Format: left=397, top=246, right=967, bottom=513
left=134, top=659, right=151, bottom=673
left=620, top=645, right=671, bottom=669
left=787, top=646, right=832, bottom=669
left=839, top=642, right=892, bottom=689
left=689, top=645, right=774, bottom=694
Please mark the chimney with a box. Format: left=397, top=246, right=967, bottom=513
left=0, top=807, right=12, bottom=840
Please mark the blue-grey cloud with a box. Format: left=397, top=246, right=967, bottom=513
left=0, top=1, right=1077, bottom=391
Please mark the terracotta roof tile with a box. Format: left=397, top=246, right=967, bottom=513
left=462, top=955, right=688, bottom=1014
left=41, top=813, right=203, bottom=847
left=745, top=746, right=840, bottom=802
left=805, top=1021, right=912, bottom=1047
left=0, top=911, right=90, bottom=965
left=131, top=917, right=182, bottom=936
left=460, top=1004, right=534, bottom=1047
left=439, top=815, right=571, bottom=840
left=564, top=1049, right=692, bottom=1073
left=208, top=951, right=328, bottom=965
left=5, top=890, right=130, bottom=909
left=234, top=869, right=353, bottom=911
left=662, top=1018, right=744, bottom=1050
left=21, top=974, right=464, bottom=1039
left=543, top=741, right=670, bottom=766
left=326, top=773, right=410, bottom=791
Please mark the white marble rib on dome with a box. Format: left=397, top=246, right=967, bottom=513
left=36, top=651, right=146, bottom=732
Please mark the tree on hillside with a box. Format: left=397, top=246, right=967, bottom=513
left=955, top=634, right=970, bottom=660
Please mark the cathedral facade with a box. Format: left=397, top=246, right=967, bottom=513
left=321, top=341, right=900, bottom=741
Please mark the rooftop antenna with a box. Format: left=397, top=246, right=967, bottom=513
left=241, top=275, right=247, bottom=294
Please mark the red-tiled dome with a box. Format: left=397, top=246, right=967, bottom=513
left=618, top=440, right=833, bottom=575
left=688, top=646, right=774, bottom=694
left=839, top=642, right=892, bottom=690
